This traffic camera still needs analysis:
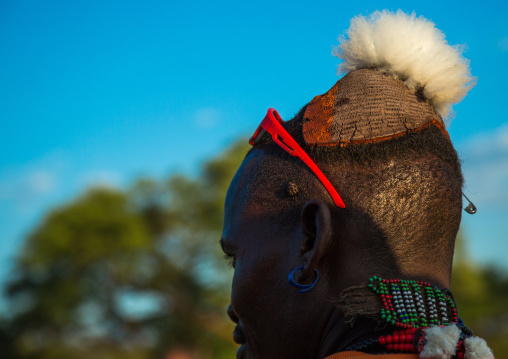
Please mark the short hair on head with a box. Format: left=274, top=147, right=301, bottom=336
left=248, top=106, right=463, bottom=277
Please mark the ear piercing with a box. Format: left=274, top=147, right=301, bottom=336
left=462, top=192, right=477, bottom=214
left=288, top=266, right=319, bottom=293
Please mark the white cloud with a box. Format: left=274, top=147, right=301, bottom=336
left=0, top=152, right=77, bottom=217
left=0, top=148, right=126, bottom=217
left=193, top=107, right=221, bottom=129
left=498, top=37, right=508, bottom=52
left=27, top=170, right=56, bottom=194
left=457, top=124, right=508, bottom=210
left=462, top=124, right=508, bottom=157
left=0, top=164, right=61, bottom=211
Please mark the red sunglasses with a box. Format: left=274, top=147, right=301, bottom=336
left=249, top=108, right=345, bottom=208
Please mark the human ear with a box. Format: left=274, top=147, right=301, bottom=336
left=299, top=199, right=333, bottom=281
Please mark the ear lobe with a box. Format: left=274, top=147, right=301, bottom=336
left=299, top=199, right=333, bottom=281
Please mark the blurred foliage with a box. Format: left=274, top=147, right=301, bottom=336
left=1, top=139, right=251, bottom=359
left=1, top=138, right=507, bottom=358
left=451, top=235, right=508, bottom=357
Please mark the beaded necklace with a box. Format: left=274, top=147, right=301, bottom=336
left=345, top=322, right=474, bottom=355
left=368, top=276, right=458, bottom=329
left=344, top=276, right=476, bottom=357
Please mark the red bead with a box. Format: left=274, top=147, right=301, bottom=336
left=379, top=336, right=385, bottom=345
left=393, top=334, right=399, bottom=342
left=387, top=344, right=393, bottom=351
left=393, top=344, right=399, bottom=351
left=400, top=334, right=406, bottom=342
left=405, top=343, right=413, bottom=352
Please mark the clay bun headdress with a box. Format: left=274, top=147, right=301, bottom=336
left=303, top=10, right=475, bottom=147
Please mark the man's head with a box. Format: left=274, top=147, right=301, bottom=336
left=226, top=69, right=464, bottom=279
left=221, top=98, right=463, bottom=358
left=221, top=10, right=474, bottom=359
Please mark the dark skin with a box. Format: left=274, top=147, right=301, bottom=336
left=221, top=148, right=451, bottom=359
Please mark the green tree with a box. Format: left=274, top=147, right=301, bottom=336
left=3, top=138, right=508, bottom=358
left=3, top=140, right=250, bottom=359
left=451, top=233, right=508, bottom=357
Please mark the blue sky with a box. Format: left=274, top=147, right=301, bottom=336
left=0, top=0, right=507, bottom=306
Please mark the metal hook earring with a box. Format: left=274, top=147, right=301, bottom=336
left=462, top=192, right=477, bottom=214
left=288, top=266, right=319, bottom=293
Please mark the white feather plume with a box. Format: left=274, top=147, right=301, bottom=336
left=464, top=337, right=494, bottom=359
left=333, top=10, right=475, bottom=119
left=420, top=324, right=461, bottom=359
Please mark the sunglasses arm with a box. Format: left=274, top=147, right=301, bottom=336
left=259, top=110, right=346, bottom=209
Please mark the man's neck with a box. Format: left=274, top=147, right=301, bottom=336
left=318, top=308, right=382, bottom=358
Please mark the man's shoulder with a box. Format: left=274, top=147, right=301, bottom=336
left=325, top=351, right=419, bottom=359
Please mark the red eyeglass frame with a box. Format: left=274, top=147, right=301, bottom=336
left=249, top=108, right=345, bottom=208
